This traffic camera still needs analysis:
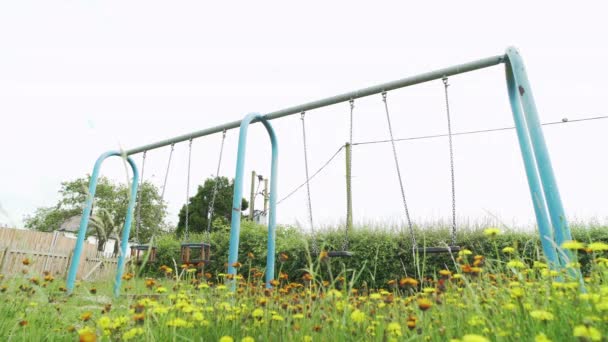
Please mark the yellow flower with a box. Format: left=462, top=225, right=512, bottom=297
left=78, top=327, right=97, bottom=342
left=483, top=227, right=500, bottom=237
left=252, top=308, right=264, bottom=320
left=573, top=325, right=602, bottom=341
left=271, top=314, right=284, bottom=321
left=561, top=240, right=585, bottom=250
left=167, top=318, right=192, bottom=328
left=462, top=335, right=489, bottom=342
left=535, top=333, right=551, bottom=342
left=386, top=322, right=402, bottom=337
left=219, top=337, right=234, bottom=342
left=502, top=247, right=515, bottom=254
left=98, top=316, right=112, bottom=330
left=588, top=242, right=608, bottom=251
left=458, top=249, right=473, bottom=256
left=507, top=260, right=526, bottom=269
left=530, top=310, right=554, bottom=321
left=156, top=286, right=167, bottom=293
left=303, top=336, right=313, bottom=342
left=241, top=337, right=255, bottom=342
left=123, top=327, right=144, bottom=341
left=350, top=309, right=366, bottom=323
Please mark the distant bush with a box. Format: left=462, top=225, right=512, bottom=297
left=140, top=221, right=608, bottom=287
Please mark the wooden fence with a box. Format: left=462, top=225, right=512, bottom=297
left=0, top=228, right=119, bottom=281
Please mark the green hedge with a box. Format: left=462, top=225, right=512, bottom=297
left=138, top=221, right=608, bottom=287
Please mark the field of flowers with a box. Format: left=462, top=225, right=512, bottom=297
left=1, top=229, right=608, bottom=341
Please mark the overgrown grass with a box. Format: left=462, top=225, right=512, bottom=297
left=2, top=223, right=608, bottom=341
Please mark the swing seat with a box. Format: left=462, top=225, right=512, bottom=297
left=181, top=243, right=211, bottom=265
left=327, top=251, right=353, bottom=258
left=417, top=246, right=461, bottom=254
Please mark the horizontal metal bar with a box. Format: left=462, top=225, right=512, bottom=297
left=126, top=54, right=505, bottom=155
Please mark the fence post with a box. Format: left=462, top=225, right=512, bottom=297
left=65, top=249, right=74, bottom=278
left=0, top=247, right=9, bottom=273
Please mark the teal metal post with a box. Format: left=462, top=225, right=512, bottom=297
left=65, top=151, right=139, bottom=297
left=505, top=47, right=573, bottom=249
left=227, top=113, right=278, bottom=288
left=505, top=61, right=559, bottom=268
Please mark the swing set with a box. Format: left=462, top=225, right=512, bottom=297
left=66, top=47, right=577, bottom=296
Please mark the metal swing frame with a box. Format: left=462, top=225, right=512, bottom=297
left=67, top=47, right=577, bottom=296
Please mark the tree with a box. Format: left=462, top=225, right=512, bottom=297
left=24, top=176, right=167, bottom=253
left=175, top=176, right=248, bottom=236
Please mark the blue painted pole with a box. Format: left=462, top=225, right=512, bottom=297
left=505, top=47, right=573, bottom=250
left=505, top=62, right=559, bottom=268
left=227, top=113, right=279, bottom=289
left=65, top=151, right=139, bottom=296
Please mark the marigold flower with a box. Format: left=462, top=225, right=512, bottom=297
left=530, top=310, right=554, bottom=321
left=219, top=336, right=234, bottom=342
left=279, top=253, right=289, bottom=262
left=502, top=247, right=515, bottom=254
left=535, top=333, right=552, bottom=342
left=573, top=325, right=602, bottom=341
left=78, top=327, right=97, bottom=342
left=483, top=227, right=500, bottom=237
left=232, top=262, right=242, bottom=268
left=241, top=337, right=255, bottom=342
left=462, top=334, right=489, bottom=342
left=588, top=242, right=608, bottom=252
left=252, top=308, right=264, bottom=320
left=417, top=298, right=432, bottom=311
left=458, top=249, right=473, bottom=256
left=399, top=277, right=418, bottom=288
left=439, top=270, right=452, bottom=278
left=123, top=327, right=144, bottom=341
left=350, top=309, right=365, bottom=323
left=22, top=258, right=31, bottom=266
left=167, top=318, right=191, bottom=328
left=507, top=260, right=526, bottom=269
left=386, top=322, right=402, bottom=337
left=81, top=312, right=93, bottom=321
left=561, top=240, right=585, bottom=250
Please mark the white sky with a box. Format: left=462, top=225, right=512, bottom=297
left=1, top=1, right=607, bottom=232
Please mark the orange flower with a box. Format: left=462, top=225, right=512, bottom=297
left=81, top=312, right=93, bottom=322
left=269, top=279, right=280, bottom=287
left=302, top=273, right=313, bottom=281
left=122, top=273, right=133, bottom=281
left=417, top=298, right=432, bottom=311
left=279, top=272, right=289, bottom=280
left=89, top=288, right=97, bottom=294
left=133, top=313, right=145, bottom=324
left=79, top=330, right=96, bottom=342
left=279, top=253, right=289, bottom=263
left=22, top=258, right=31, bottom=266
left=399, top=277, right=419, bottom=288
left=319, top=251, right=328, bottom=262
left=19, top=320, right=28, bottom=327
left=232, top=262, right=242, bottom=268
left=247, top=252, right=255, bottom=259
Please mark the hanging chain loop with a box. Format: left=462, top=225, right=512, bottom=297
left=442, top=77, right=457, bottom=246
left=206, top=130, right=227, bottom=242
left=382, top=91, right=417, bottom=248
left=135, top=150, right=147, bottom=244
left=184, top=139, right=193, bottom=241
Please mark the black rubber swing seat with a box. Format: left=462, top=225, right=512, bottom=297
left=417, top=246, right=461, bottom=254
left=326, top=251, right=354, bottom=258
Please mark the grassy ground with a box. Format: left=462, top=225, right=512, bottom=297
left=1, top=227, right=608, bottom=341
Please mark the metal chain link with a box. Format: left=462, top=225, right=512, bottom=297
left=442, top=77, right=457, bottom=246
left=382, top=92, right=417, bottom=248
left=135, top=150, right=147, bottom=244
left=206, top=130, right=227, bottom=243
left=160, top=144, right=175, bottom=201
left=300, top=112, right=318, bottom=254
left=184, top=139, right=193, bottom=241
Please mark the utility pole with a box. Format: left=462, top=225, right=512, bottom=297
left=345, top=142, right=353, bottom=235
left=249, top=171, right=256, bottom=220
left=263, top=178, right=269, bottom=214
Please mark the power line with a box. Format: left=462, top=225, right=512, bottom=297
left=277, top=145, right=345, bottom=205
left=352, top=114, right=608, bottom=146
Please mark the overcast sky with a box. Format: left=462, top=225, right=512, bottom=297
left=1, top=1, right=607, bottom=233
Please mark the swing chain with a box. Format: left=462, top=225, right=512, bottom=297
left=184, top=139, right=193, bottom=241
left=160, top=143, right=175, bottom=201
left=442, top=77, right=457, bottom=246
left=206, top=130, right=227, bottom=243
left=300, top=112, right=318, bottom=255
left=382, top=91, right=417, bottom=248
left=135, top=150, right=147, bottom=244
